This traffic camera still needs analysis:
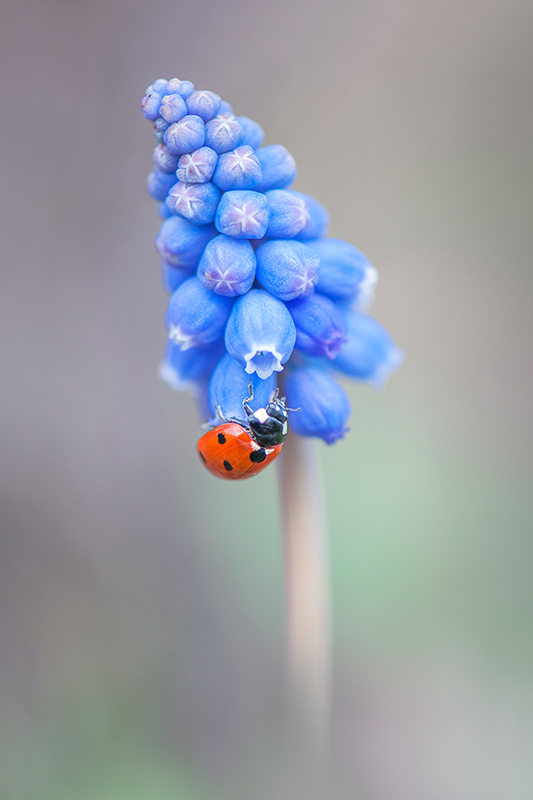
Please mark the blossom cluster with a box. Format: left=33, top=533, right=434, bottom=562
left=141, top=78, right=403, bottom=443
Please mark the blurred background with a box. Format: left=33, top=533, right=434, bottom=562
left=1, top=0, right=532, bottom=797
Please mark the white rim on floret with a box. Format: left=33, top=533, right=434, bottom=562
left=370, top=345, right=405, bottom=389
left=168, top=325, right=196, bottom=351
left=244, top=348, right=284, bottom=380
left=353, top=265, right=379, bottom=312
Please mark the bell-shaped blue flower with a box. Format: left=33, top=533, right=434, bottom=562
left=307, top=238, right=378, bottom=302
left=254, top=145, right=297, bottom=192
left=166, top=276, right=234, bottom=350
left=197, top=235, right=256, bottom=296
left=153, top=143, right=179, bottom=173
left=236, top=116, right=265, bottom=149
left=284, top=367, right=351, bottom=443
left=159, top=339, right=225, bottom=392
left=166, top=181, right=221, bottom=226
left=264, top=190, right=309, bottom=239
left=159, top=93, right=188, bottom=124
left=255, top=240, right=320, bottom=301
left=225, top=289, right=296, bottom=379
left=164, top=115, right=205, bottom=156
left=291, top=192, right=330, bottom=240
left=287, top=294, right=346, bottom=358
left=205, top=113, right=245, bottom=154
left=331, top=311, right=404, bottom=387
left=215, top=190, right=269, bottom=239
left=206, top=352, right=277, bottom=424
left=186, top=90, right=221, bottom=122
left=155, top=216, right=216, bottom=269
left=146, top=169, right=176, bottom=202
left=176, top=146, right=218, bottom=184
left=212, top=146, right=262, bottom=191
left=166, top=78, right=195, bottom=99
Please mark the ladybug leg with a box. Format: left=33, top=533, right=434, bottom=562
left=215, top=402, right=229, bottom=423
left=242, top=381, right=254, bottom=417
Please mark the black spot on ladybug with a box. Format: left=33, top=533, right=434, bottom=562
left=199, top=451, right=207, bottom=463
left=223, top=460, right=233, bottom=471
left=250, top=448, right=267, bottom=463
left=217, top=433, right=226, bottom=444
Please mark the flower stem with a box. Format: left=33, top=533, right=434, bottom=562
left=276, top=432, right=331, bottom=757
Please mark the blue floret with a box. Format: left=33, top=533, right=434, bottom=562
left=166, top=276, right=234, bottom=350
left=176, top=147, right=218, bottom=183
left=214, top=190, right=269, bottom=239
left=254, top=145, right=297, bottom=192
left=146, top=169, right=177, bottom=202
left=197, top=235, right=256, bottom=296
left=164, top=115, right=205, bottom=155
left=186, top=90, right=221, bottom=122
left=255, top=240, right=320, bottom=301
left=212, top=146, right=262, bottom=191
left=155, top=216, right=216, bottom=269
left=166, top=181, right=221, bottom=226
left=285, top=367, right=351, bottom=443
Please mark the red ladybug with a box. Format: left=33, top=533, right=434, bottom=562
left=197, top=386, right=290, bottom=481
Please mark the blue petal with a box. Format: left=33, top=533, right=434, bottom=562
left=290, top=192, right=330, bottom=240
left=186, top=90, right=221, bottom=122
left=166, top=78, right=195, bottom=98
left=159, top=93, right=188, bottom=124
left=286, top=294, right=346, bottom=358
left=146, top=169, right=177, bottom=202
left=166, top=276, right=234, bottom=349
left=207, top=353, right=276, bottom=424
left=166, top=181, right=221, bottom=226
left=224, top=289, right=296, bottom=379
left=153, top=143, right=179, bottom=173
left=197, top=235, right=256, bottom=296
left=212, top=146, right=262, bottom=191
left=164, top=115, right=205, bottom=156
left=331, top=311, right=404, bottom=387
left=284, top=367, right=351, bottom=443
left=254, top=145, right=297, bottom=192
left=176, top=146, right=218, bottom=184
left=155, top=216, right=216, bottom=269
left=264, top=190, right=309, bottom=239
left=204, top=113, right=245, bottom=154
left=159, top=259, right=192, bottom=294
left=307, top=238, right=378, bottom=302
left=236, top=116, right=265, bottom=149
left=255, top=240, right=320, bottom=301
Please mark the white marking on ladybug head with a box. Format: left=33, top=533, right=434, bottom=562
left=253, top=408, right=269, bottom=423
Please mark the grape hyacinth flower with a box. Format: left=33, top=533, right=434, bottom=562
left=140, top=76, right=403, bottom=443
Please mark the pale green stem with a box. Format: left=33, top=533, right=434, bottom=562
left=276, top=431, right=331, bottom=758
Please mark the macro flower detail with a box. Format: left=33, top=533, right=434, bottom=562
left=141, top=77, right=403, bottom=446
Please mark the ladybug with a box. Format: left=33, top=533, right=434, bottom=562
left=197, top=385, right=291, bottom=481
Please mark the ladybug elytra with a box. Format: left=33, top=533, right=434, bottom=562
left=197, top=386, right=291, bottom=480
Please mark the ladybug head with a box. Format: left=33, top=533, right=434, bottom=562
left=246, top=389, right=290, bottom=448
